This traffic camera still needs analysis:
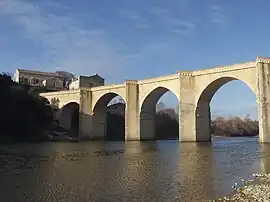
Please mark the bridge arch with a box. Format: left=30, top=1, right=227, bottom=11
left=91, top=86, right=126, bottom=111
left=139, top=86, right=180, bottom=140
left=92, top=92, right=126, bottom=140
left=139, top=81, right=180, bottom=110
left=195, top=76, right=258, bottom=141
left=59, top=102, right=80, bottom=136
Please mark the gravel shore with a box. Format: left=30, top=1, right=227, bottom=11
left=211, top=173, right=270, bottom=201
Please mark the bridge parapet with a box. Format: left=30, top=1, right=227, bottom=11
left=192, top=61, right=256, bottom=76
left=40, top=89, right=80, bottom=97
left=179, top=71, right=193, bottom=76
left=257, top=56, right=270, bottom=63
left=90, top=84, right=125, bottom=92
left=138, top=73, right=179, bottom=85
left=125, top=80, right=138, bottom=85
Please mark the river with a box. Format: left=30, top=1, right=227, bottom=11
left=0, top=136, right=268, bottom=201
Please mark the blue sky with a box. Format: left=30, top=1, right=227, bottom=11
left=0, top=0, right=268, bottom=119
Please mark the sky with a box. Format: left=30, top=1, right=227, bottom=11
left=1, top=0, right=269, bottom=119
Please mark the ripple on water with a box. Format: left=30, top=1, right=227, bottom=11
left=0, top=138, right=267, bottom=201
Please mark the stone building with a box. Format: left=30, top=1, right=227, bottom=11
left=68, top=74, right=104, bottom=90
left=13, top=69, right=75, bottom=90
left=13, top=69, right=104, bottom=90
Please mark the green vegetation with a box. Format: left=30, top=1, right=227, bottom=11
left=0, top=74, right=53, bottom=142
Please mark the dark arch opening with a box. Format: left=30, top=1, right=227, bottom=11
left=196, top=77, right=258, bottom=142
left=59, top=102, right=79, bottom=136
left=92, top=93, right=125, bottom=141
left=140, top=87, right=179, bottom=141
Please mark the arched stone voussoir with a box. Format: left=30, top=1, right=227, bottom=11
left=195, top=67, right=257, bottom=105
left=139, top=84, right=180, bottom=111
left=59, top=102, right=80, bottom=134
left=91, top=86, right=126, bottom=112
left=139, top=85, right=180, bottom=141
left=194, top=67, right=258, bottom=142
left=59, top=100, right=80, bottom=110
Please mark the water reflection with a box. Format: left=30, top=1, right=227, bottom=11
left=211, top=137, right=260, bottom=197
left=0, top=137, right=267, bottom=202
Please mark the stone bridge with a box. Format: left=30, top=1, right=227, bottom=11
left=40, top=56, right=270, bottom=142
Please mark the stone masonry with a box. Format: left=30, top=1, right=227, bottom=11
left=40, top=56, right=270, bottom=142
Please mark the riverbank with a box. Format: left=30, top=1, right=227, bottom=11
left=0, top=122, right=79, bottom=144
left=211, top=173, right=270, bottom=201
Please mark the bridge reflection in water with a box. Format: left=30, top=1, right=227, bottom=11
left=0, top=137, right=265, bottom=202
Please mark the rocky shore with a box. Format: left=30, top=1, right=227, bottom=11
left=45, top=122, right=79, bottom=142
left=212, top=173, right=270, bottom=201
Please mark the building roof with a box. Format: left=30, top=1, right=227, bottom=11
left=17, top=68, right=104, bottom=81
left=17, top=69, right=74, bottom=79
left=92, top=74, right=104, bottom=80
left=17, top=69, right=59, bottom=77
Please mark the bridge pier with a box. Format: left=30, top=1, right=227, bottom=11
left=179, top=75, right=197, bottom=142
left=257, top=60, right=270, bottom=143
left=179, top=102, right=196, bottom=142
left=79, top=90, right=93, bottom=139
left=195, top=102, right=211, bottom=142
left=139, top=110, right=156, bottom=140
left=125, top=80, right=140, bottom=141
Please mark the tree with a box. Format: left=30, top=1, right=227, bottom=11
left=0, top=74, right=53, bottom=142
left=211, top=116, right=259, bottom=137
left=51, top=97, right=60, bottom=108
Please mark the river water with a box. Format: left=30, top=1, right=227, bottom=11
left=0, top=136, right=268, bottom=202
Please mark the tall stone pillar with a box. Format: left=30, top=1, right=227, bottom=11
left=257, top=58, right=270, bottom=143
left=125, top=80, right=140, bottom=141
left=195, top=101, right=212, bottom=142
left=78, top=89, right=93, bottom=140
left=139, top=108, right=156, bottom=140
left=179, top=73, right=197, bottom=142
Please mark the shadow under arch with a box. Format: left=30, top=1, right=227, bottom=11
left=92, top=92, right=126, bottom=140
left=196, top=76, right=257, bottom=142
left=140, top=86, right=179, bottom=140
left=59, top=102, right=80, bottom=136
